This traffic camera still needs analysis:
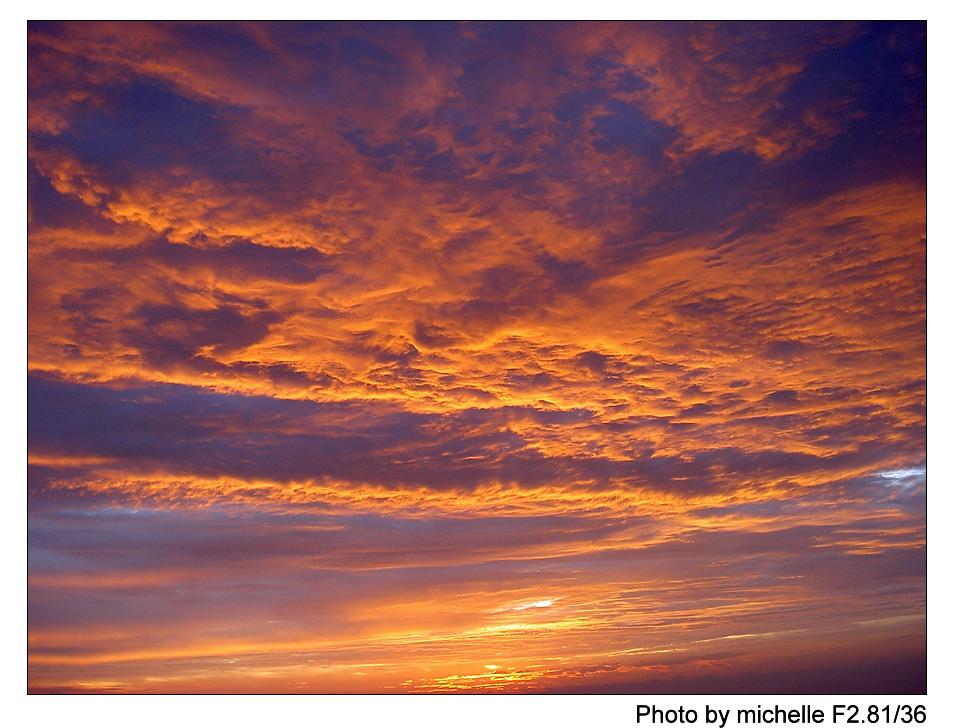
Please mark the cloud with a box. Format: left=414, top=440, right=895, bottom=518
left=27, top=20, right=925, bottom=694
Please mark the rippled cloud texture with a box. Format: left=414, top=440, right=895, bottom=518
left=27, top=21, right=926, bottom=694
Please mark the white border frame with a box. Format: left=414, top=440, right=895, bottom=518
left=8, top=4, right=946, bottom=726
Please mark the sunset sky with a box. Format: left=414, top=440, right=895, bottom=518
left=27, top=21, right=926, bottom=694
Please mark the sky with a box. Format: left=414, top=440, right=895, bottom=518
left=27, top=21, right=926, bottom=694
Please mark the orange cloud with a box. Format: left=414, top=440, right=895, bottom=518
left=28, top=20, right=925, bottom=694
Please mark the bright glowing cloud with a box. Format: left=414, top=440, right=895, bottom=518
left=512, top=600, right=556, bottom=611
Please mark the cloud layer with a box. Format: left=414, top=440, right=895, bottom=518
left=28, top=21, right=926, bottom=693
